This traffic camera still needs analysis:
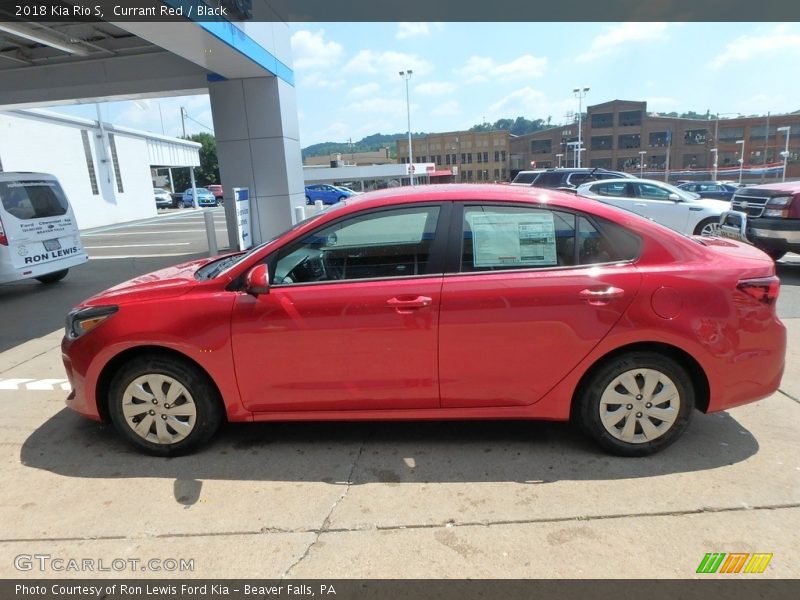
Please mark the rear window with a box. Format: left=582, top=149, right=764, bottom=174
left=0, top=180, right=69, bottom=220
left=511, top=172, right=540, bottom=185
left=531, top=172, right=563, bottom=188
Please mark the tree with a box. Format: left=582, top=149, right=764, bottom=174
left=171, top=133, right=220, bottom=191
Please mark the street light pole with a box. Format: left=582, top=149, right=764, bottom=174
left=736, top=139, right=746, bottom=185
left=399, top=70, right=414, bottom=186
left=777, top=126, right=791, bottom=182
left=710, top=148, right=718, bottom=181
left=573, top=87, right=589, bottom=168
left=638, top=151, right=646, bottom=177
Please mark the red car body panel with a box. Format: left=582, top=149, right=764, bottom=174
left=61, top=185, right=786, bottom=426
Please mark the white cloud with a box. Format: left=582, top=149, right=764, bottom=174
left=347, top=98, right=410, bottom=117
left=415, top=81, right=457, bottom=96
left=709, top=27, right=800, bottom=69
left=576, top=23, right=670, bottom=63
left=348, top=83, right=381, bottom=97
left=343, top=50, right=434, bottom=78
left=455, top=54, right=546, bottom=84
left=645, top=96, right=678, bottom=111
left=396, top=22, right=443, bottom=40
left=290, top=29, right=344, bottom=70
left=298, top=73, right=345, bottom=89
left=431, top=100, right=461, bottom=117
left=486, top=87, right=573, bottom=124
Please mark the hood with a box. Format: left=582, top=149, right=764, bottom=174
left=693, top=198, right=730, bottom=212
left=81, top=257, right=214, bottom=306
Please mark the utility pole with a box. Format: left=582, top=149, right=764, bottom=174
left=762, top=112, right=770, bottom=182
left=180, top=107, right=187, bottom=138
left=573, top=87, right=589, bottom=167
left=399, top=70, right=414, bottom=185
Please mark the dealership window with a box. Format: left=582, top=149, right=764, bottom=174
left=649, top=132, right=668, bottom=147
left=531, top=139, right=552, bottom=154
left=273, top=206, right=441, bottom=284
left=718, top=126, right=744, bottom=142
left=459, top=206, right=640, bottom=272
left=107, top=133, right=124, bottom=193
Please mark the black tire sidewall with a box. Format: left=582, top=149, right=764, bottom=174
left=108, top=356, right=223, bottom=456
left=693, top=217, right=718, bottom=236
left=577, top=352, right=694, bottom=457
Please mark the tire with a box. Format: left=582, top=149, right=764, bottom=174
left=305, top=195, right=312, bottom=205
left=338, top=196, right=346, bottom=202
left=108, top=355, right=223, bottom=456
left=694, top=217, right=721, bottom=237
left=35, top=269, right=68, bottom=284
left=765, top=249, right=786, bottom=262
left=575, top=352, right=694, bottom=457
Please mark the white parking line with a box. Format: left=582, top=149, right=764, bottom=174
left=0, top=378, right=70, bottom=391
left=84, top=243, right=191, bottom=249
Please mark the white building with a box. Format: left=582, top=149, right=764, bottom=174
left=0, top=109, right=200, bottom=230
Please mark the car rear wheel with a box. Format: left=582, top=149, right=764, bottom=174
left=35, top=269, right=68, bottom=284
left=694, top=217, right=721, bottom=236
left=108, top=355, right=223, bottom=456
left=575, top=352, right=694, bottom=456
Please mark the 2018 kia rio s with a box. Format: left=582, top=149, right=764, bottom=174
left=61, top=185, right=786, bottom=457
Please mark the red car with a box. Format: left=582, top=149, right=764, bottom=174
left=206, top=184, right=224, bottom=203
left=61, top=185, right=786, bottom=457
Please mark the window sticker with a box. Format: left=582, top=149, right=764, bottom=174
left=469, top=212, right=557, bottom=267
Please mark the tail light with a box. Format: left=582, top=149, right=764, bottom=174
left=0, top=214, right=7, bottom=246
left=737, top=276, right=780, bottom=305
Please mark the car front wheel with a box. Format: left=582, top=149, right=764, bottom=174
left=108, top=355, right=223, bottom=456
left=575, top=352, right=694, bottom=456
left=694, top=217, right=721, bottom=236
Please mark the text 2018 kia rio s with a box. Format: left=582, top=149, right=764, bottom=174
left=61, top=185, right=786, bottom=457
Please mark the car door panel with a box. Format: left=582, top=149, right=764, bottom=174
left=439, top=267, right=641, bottom=408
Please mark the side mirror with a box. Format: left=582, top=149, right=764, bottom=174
left=245, top=264, right=270, bottom=296
left=668, top=193, right=681, bottom=202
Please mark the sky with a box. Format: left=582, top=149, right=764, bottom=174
left=48, top=22, right=800, bottom=148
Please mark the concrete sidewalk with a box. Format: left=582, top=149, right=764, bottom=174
left=0, top=323, right=798, bottom=579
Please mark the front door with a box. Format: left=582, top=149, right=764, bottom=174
left=231, top=204, right=448, bottom=413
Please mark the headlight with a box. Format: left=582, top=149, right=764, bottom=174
left=765, top=196, right=792, bottom=207
left=65, top=306, right=118, bottom=339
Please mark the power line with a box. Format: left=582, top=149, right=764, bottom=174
left=182, top=111, right=214, bottom=133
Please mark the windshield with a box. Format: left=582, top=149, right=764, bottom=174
left=659, top=182, right=701, bottom=201
left=195, top=201, right=349, bottom=280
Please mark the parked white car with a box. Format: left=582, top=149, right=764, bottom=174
left=576, top=178, right=728, bottom=236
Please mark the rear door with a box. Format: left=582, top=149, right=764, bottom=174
left=439, top=203, right=642, bottom=408
left=0, top=177, right=85, bottom=272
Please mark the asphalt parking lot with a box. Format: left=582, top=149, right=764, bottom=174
left=0, top=215, right=798, bottom=579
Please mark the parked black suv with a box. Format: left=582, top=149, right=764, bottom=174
left=511, top=168, right=634, bottom=190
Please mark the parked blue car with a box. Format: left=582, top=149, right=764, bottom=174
left=182, top=187, right=218, bottom=208
left=305, top=184, right=356, bottom=205
left=676, top=182, right=737, bottom=201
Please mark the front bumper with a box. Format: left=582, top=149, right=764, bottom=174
left=719, top=211, right=800, bottom=253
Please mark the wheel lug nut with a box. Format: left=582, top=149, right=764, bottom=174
left=149, top=410, right=155, bottom=415
left=646, top=402, right=652, bottom=408
left=626, top=404, right=633, bottom=410
left=636, top=412, right=643, bottom=418
left=636, top=395, right=643, bottom=400
left=164, top=404, right=170, bottom=409
left=161, top=415, right=167, bottom=420
left=152, top=399, right=158, bottom=404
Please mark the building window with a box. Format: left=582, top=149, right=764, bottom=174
left=591, top=113, right=614, bottom=128
left=494, top=151, right=500, bottom=161
left=749, top=125, right=777, bottom=141
left=81, top=130, right=99, bottom=195
left=590, top=158, right=613, bottom=169
left=682, top=154, right=707, bottom=168
left=647, top=155, right=666, bottom=169
left=477, top=153, right=483, bottom=163
left=446, top=155, right=451, bottom=165
left=493, top=169, right=500, bottom=179
left=684, top=129, right=707, bottom=145
left=619, top=110, right=642, bottom=127
left=108, top=133, right=124, bottom=193
left=531, top=140, right=552, bottom=154
left=649, top=132, right=668, bottom=147
left=591, top=135, right=613, bottom=151
left=418, top=156, right=426, bottom=163
left=718, top=126, right=744, bottom=142
left=436, top=155, right=442, bottom=165
left=618, top=134, right=641, bottom=149
left=617, top=157, right=638, bottom=170
left=501, top=150, right=506, bottom=162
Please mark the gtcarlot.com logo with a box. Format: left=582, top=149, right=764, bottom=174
left=14, top=554, right=195, bottom=573
left=696, top=552, right=773, bottom=574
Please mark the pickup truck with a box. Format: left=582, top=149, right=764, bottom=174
left=719, top=181, right=800, bottom=261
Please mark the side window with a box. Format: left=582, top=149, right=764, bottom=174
left=273, top=206, right=441, bottom=284
left=531, top=172, right=561, bottom=188
left=636, top=182, right=671, bottom=200
left=460, top=206, right=641, bottom=272
left=569, top=174, right=593, bottom=187
left=461, top=206, right=576, bottom=271
left=594, top=182, right=629, bottom=197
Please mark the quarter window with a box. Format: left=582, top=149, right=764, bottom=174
left=273, top=206, right=441, bottom=285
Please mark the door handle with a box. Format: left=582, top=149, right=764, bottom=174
left=579, top=287, right=625, bottom=305
left=386, top=296, right=432, bottom=311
